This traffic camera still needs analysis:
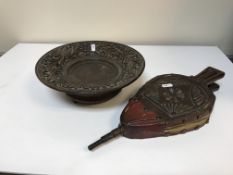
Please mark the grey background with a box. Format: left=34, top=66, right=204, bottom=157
left=0, top=0, right=233, bottom=56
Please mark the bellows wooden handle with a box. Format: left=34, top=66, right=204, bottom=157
left=195, top=67, right=225, bottom=85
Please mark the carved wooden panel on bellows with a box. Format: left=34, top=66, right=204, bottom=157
left=136, top=74, right=214, bottom=119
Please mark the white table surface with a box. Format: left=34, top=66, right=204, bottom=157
left=0, top=43, right=232, bottom=175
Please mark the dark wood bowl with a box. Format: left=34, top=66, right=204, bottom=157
left=35, top=41, right=145, bottom=104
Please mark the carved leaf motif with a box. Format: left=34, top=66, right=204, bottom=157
left=191, top=86, right=206, bottom=106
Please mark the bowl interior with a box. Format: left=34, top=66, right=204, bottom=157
left=35, top=41, right=145, bottom=101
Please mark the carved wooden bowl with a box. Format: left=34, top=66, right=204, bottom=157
left=35, top=41, right=145, bottom=104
